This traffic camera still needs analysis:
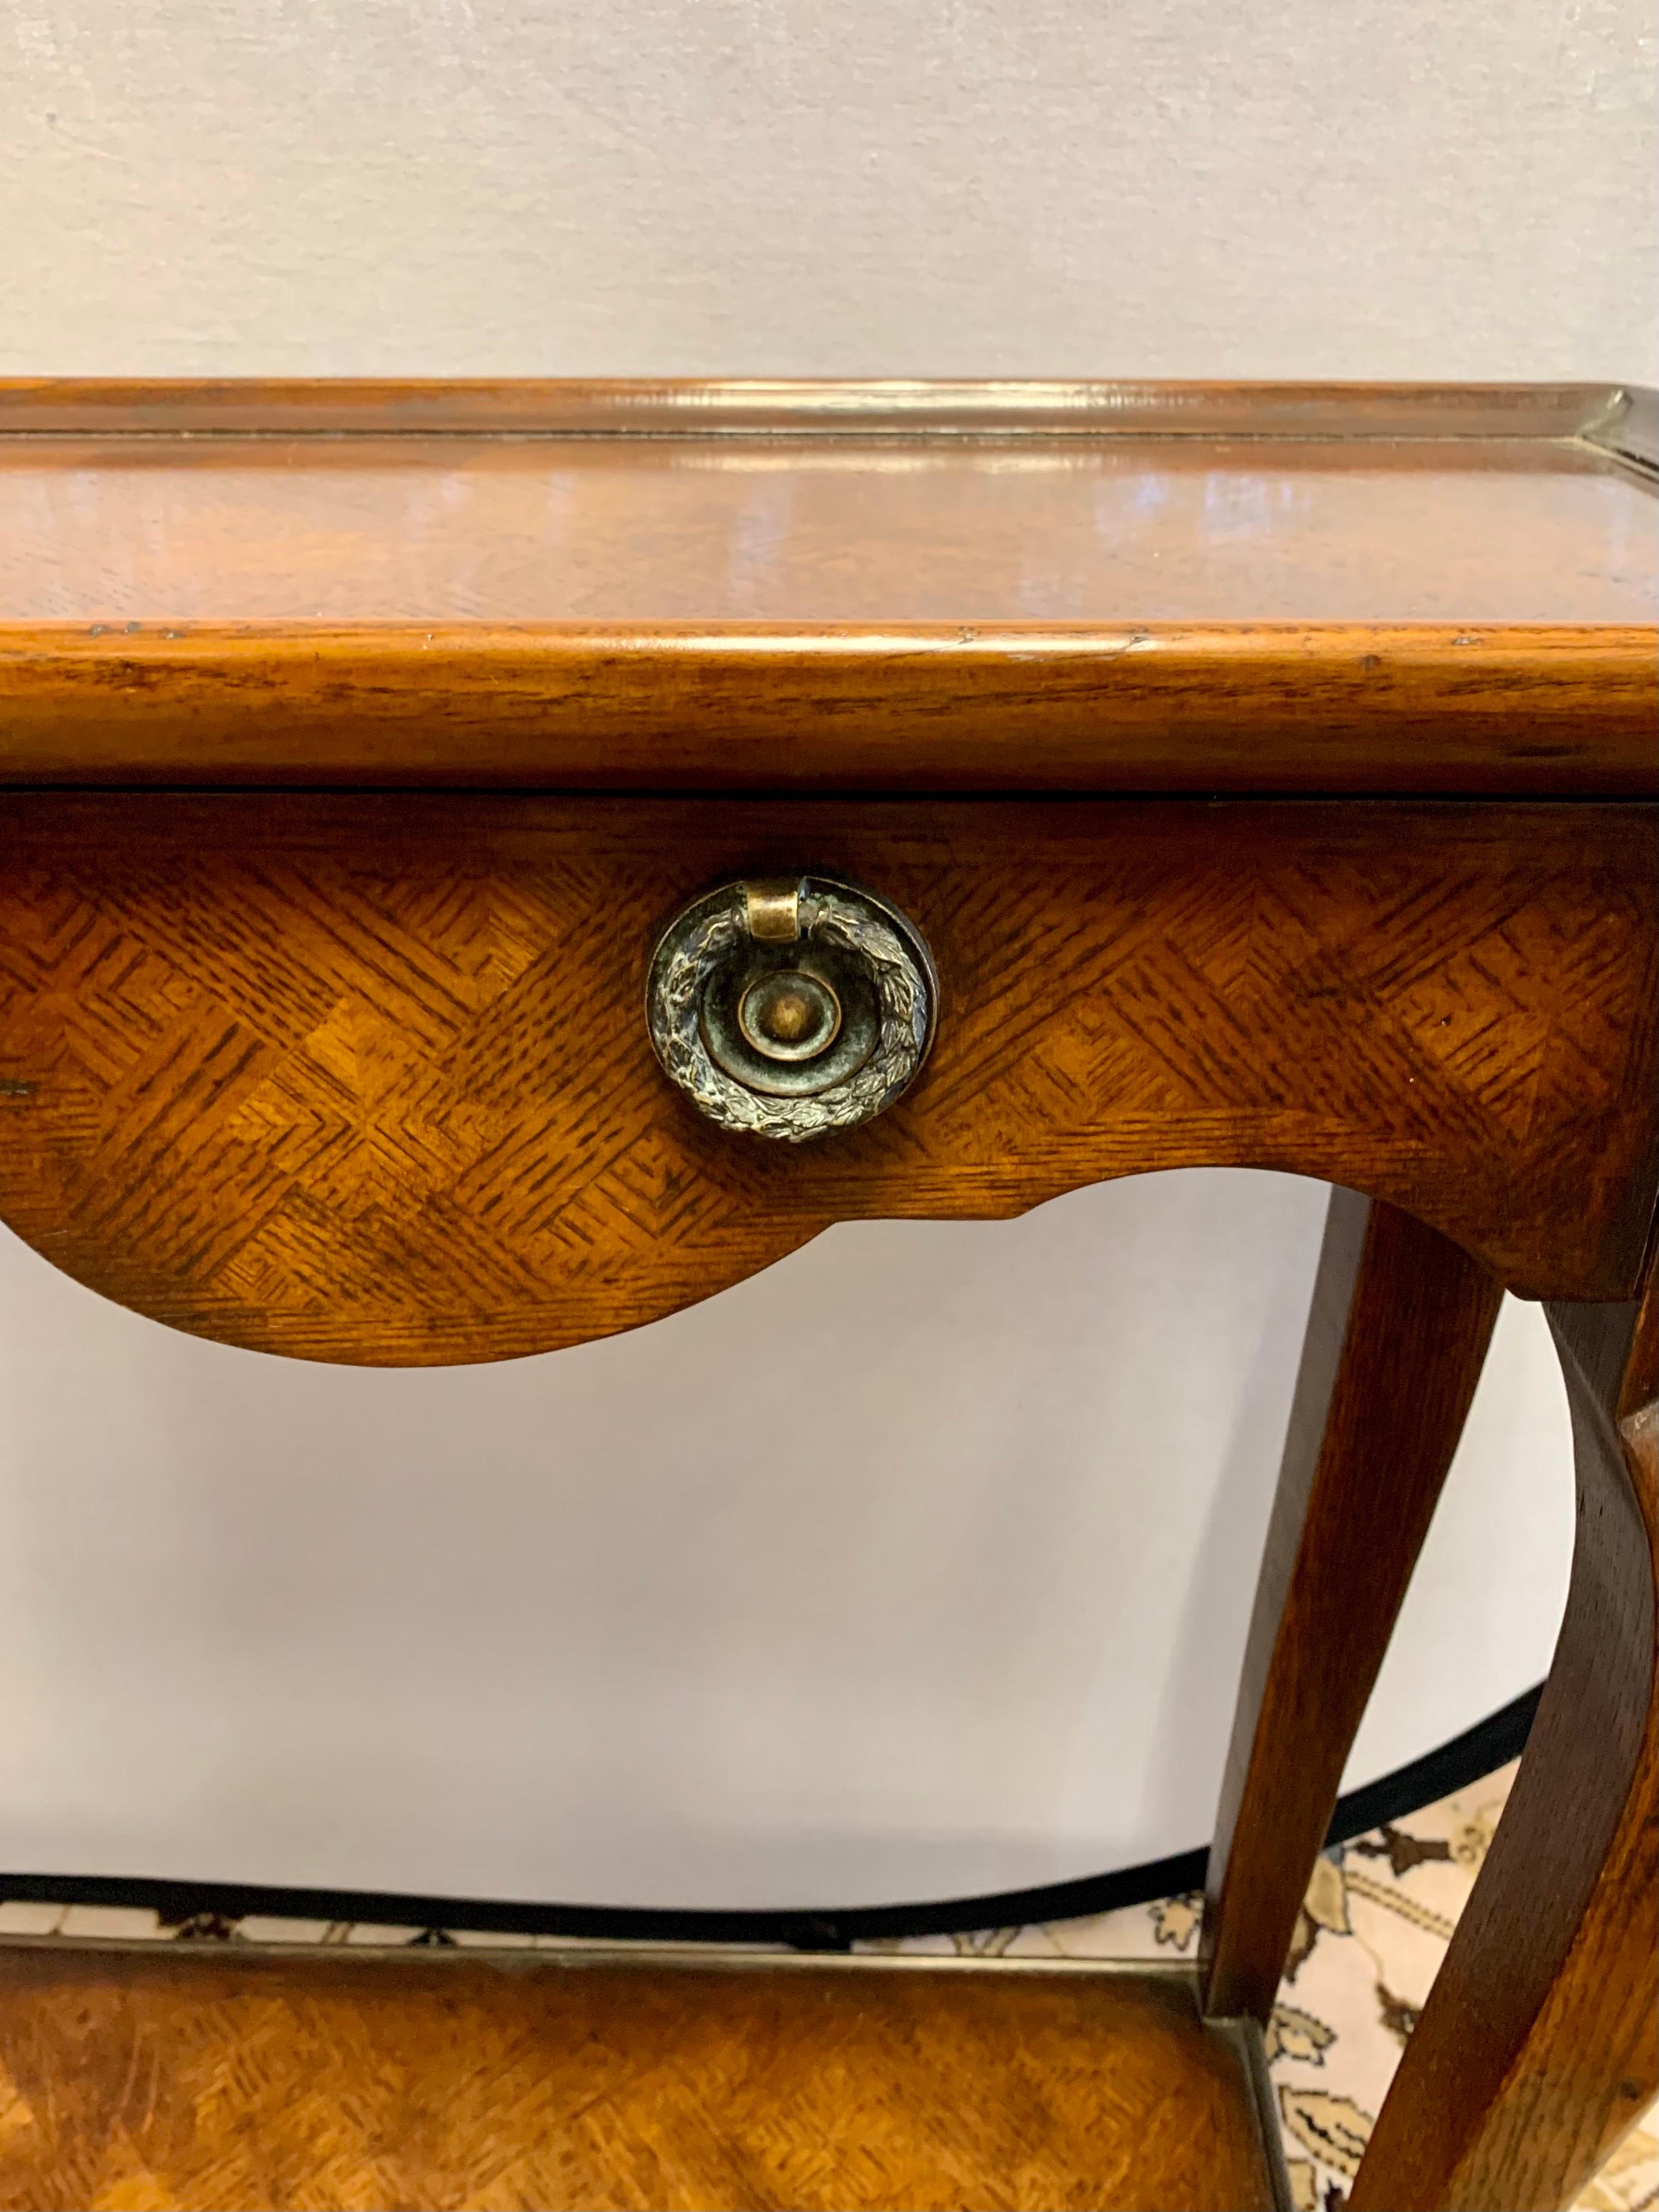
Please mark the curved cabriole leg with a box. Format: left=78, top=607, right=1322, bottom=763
left=1202, top=1190, right=1503, bottom=2022
left=1349, top=1277, right=1658, bottom=2212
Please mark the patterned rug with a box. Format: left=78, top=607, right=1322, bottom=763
left=3, top=1758, right=1653, bottom=2210
left=863, top=1760, right=1656, bottom=2211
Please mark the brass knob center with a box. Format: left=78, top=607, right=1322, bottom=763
left=737, top=970, right=842, bottom=1062
left=760, top=990, right=813, bottom=1042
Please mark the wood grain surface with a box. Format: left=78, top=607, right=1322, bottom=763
left=0, top=380, right=1653, bottom=795
left=1350, top=1278, right=1659, bottom=2211
left=1202, top=1193, right=1503, bottom=2022
left=0, top=1951, right=1275, bottom=2212
left=0, top=796, right=1651, bottom=1364
left=5, top=437, right=1651, bottom=626
left=2, top=621, right=1652, bottom=796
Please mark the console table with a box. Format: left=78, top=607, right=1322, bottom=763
left=0, top=379, right=1653, bottom=2211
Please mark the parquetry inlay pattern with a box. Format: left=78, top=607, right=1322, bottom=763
left=0, top=1951, right=1275, bottom=2212
left=0, top=798, right=1651, bottom=1362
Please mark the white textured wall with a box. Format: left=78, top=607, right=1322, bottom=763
left=0, top=1189, right=1574, bottom=1910
left=2, top=0, right=1655, bottom=379
left=0, top=0, right=1648, bottom=1909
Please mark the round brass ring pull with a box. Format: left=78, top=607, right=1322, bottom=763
left=646, top=875, right=936, bottom=1140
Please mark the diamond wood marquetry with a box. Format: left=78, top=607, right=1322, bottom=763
left=0, top=1948, right=1276, bottom=2212
left=0, top=795, right=1651, bottom=1365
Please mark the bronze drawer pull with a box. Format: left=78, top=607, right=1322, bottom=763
left=646, top=875, right=936, bottom=1139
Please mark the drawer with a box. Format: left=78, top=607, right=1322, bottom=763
left=0, top=792, right=1651, bottom=1364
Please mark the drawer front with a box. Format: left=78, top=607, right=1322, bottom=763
left=0, top=795, right=1651, bottom=1364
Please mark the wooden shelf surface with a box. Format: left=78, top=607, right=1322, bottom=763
left=0, top=1944, right=1279, bottom=2212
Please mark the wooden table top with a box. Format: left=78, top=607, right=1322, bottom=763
left=2, top=431, right=1652, bottom=628
left=1, top=380, right=1653, bottom=792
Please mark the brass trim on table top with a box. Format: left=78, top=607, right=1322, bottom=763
left=0, top=1932, right=1201, bottom=1980
left=0, top=376, right=1647, bottom=446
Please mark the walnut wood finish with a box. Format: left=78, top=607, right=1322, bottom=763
left=1202, top=1192, right=1503, bottom=2021
left=2, top=382, right=1655, bottom=2209
left=1350, top=1278, right=1658, bottom=2211
left=1, top=382, right=1654, bottom=795
left=5, top=442, right=1650, bottom=627
left=2, top=622, right=1652, bottom=796
left=0, top=1950, right=1276, bottom=2212
left=0, top=796, right=1651, bottom=1364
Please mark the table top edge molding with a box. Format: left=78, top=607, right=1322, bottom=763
left=0, top=375, right=1646, bottom=442
left=0, top=619, right=1652, bottom=795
